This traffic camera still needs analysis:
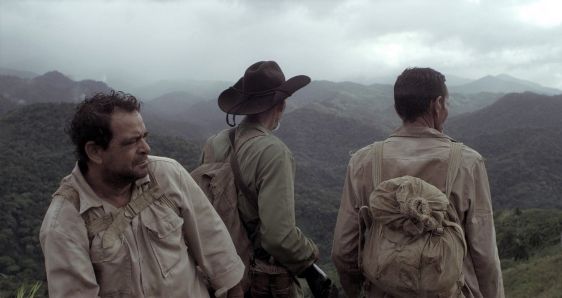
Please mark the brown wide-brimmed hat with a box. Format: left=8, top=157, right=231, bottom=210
left=218, top=61, right=311, bottom=115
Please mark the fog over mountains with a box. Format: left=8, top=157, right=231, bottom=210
left=1, top=69, right=561, bottom=296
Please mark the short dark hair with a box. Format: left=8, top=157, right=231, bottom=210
left=394, top=67, right=448, bottom=122
left=67, top=91, right=141, bottom=172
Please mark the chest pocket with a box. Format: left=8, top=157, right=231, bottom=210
left=142, top=206, right=185, bottom=278
left=90, top=231, right=133, bottom=297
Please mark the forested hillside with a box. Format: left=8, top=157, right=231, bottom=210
left=447, top=93, right=562, bottom=209
left=0, top=72, right=561, bottom=296
left=495, top=209, right=562, bottom=297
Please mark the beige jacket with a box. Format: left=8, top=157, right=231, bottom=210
left=332, top=126, right=504, bottom=298
left=40, top=156, right=244, bottom=298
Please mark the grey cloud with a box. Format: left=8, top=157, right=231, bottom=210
left=0, top=0, right=560, bottom=89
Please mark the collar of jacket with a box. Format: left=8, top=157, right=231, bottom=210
left=238, top=120, right=271, bottom=135
left=390, top=125, right=457, bottom=142
left=66, top=163, right=151, bottom=214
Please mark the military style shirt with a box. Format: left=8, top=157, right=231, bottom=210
left=202, top=121, right=318, bottom=275
left=332, top=125, right=504, bottom=298
left=40, top=156, right=244, bottom=298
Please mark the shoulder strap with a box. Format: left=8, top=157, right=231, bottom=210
left=228, top=128, right=260, bottom=204
left=148, top=169, right=178, bottom=214
left=201, top=139, right=216, bottom=163
left=55, top=168, right=176, bottom=244
left=53, top=184, right=111, bottom=238
left=371, top=140, right=462, bottom=199
left=371, top=141, right=384, bottom=192
left=101, top=184, right=166, bottom=248
left=445, top=142, right=463, bottom=199
left=444, top=141, right=465, bottom=229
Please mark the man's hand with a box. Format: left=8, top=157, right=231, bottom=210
left=226, top=282, right=244, bottom=298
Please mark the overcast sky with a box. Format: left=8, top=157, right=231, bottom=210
left=1, top=0, right=561, bottom=89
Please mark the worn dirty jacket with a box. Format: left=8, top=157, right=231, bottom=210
left=40, top=156, right=244, bottom=298
left=202, top=121, right=318, bottom=275
left=332, top=125, right=504, bottom=298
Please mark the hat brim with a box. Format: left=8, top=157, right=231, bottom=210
left=218, top=75, right=311, bottom=115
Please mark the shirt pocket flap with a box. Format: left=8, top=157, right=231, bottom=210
left=143, top=213, right=184, bottom=239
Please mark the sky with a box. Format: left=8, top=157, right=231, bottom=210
left=1, top=0, right=561, bottom=90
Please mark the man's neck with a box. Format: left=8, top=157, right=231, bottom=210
left=83, top=167, right=133, bottom=208
left=242, top=116, right=275, bottom=131
left=404, top=116, right=441, bottom=132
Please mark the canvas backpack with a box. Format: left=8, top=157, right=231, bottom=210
left=191, top=128, right=263, bottom=292
left=359, top=141, right=467, bottom=297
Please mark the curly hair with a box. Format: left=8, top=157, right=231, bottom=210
left=394, top=67, right=448, bottom=122
left=67, top=91, right=141, bottom=172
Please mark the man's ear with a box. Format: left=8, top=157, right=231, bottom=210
left=432, top=96, right=445, bottom=115
left=84, top=141, right=103, bottom=165
left=435, top=96, right=444, bottom=109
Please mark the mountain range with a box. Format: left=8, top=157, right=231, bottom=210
left=1, top=69, right=561, bottom=296
left=450, top=74, right=562, bottom=95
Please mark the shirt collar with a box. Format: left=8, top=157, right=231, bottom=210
left=238, top=120, right=271, bottom=135
left=390, top=125, right=456, bottom=141
left=68, top=163, right=151, bottom=214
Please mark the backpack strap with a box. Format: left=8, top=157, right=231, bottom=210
left=101, top=184, right=165, bottom=248
left=228, top=128, right=259, bottom=206
left=371, top=141, right=384, bottom=192
left=148, top=169, right=179, bottom=215
left=52, top=184, right=112, bottom=239
left=201, top=140, right=216, bottom=164
left=54, top=168, right=177, bottom=244
left=445, top=142, right=463, bottom=199
left=444, top=142, right=467, bottom=255
left=358, top=141, right=384, bottom=271
left=228, top=127, right=268, bottom=255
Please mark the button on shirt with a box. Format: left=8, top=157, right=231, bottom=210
left=40, top=156, right=244, bottom=298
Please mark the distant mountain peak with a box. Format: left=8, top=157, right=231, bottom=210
left=451, top=73, right=561, bottom=95
left=42, top=70, right=70, bottom=79
left=495, top=73, right=517, bottom=80
left=33, top=71, right=74, bottom=85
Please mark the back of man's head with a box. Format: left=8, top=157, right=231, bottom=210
left=67, top=90, right=140, bottom=172
left=394, top=67, right=447, bottom=122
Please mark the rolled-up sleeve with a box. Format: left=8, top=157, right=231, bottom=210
left=332, top=162, right=364, bottom=298
left=256, top=144, right=318, bottom=275
left=177, top=163, right=244, bottom=297
left=40, top=200, right=100, bottom=298
left=465, top=159, right=505, bottom=298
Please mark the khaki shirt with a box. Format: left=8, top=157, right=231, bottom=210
left=203, top=121, right=318, bottom=275
left=332, top=126, right=504, bottom=298
left=40, top=156, right=244, bottom=298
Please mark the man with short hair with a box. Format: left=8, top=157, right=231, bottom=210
left=201, top=61, right=320, bottom=297
left=40, top=91, right=244, bottom=297
left=332, top=68, right=504, bottom=297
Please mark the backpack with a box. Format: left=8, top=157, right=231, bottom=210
left=191, top=128, right=263, bottom=292
left=359, top=141, right=467, bottom=297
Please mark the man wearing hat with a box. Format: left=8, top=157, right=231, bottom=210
left=200, top=61, right=320, bottom=297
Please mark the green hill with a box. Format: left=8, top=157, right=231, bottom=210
left=495, top=209, right=562, bottom=298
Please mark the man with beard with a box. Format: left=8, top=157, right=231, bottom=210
left=40, top=91, right=245, bottom=298
left=200, top=61, right=323, bottom=297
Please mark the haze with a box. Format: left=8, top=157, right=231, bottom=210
left=1, top=0, right=561, bottom=90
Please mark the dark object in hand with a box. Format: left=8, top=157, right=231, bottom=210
left=299, top=264, right=339, bottom=298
